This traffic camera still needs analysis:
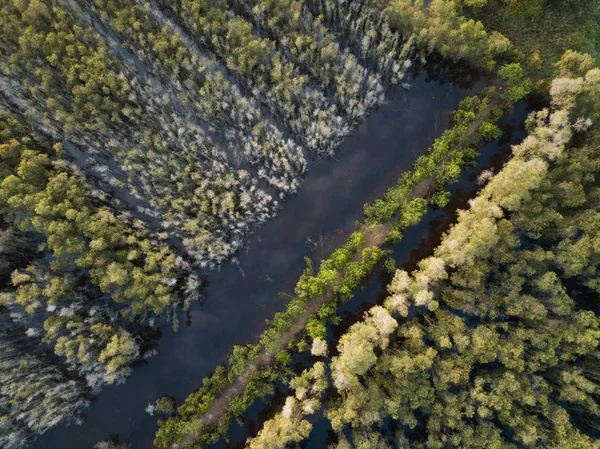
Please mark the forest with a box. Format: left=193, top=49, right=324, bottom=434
left=242, top=61, right=600, bottom=449
left=0, top=0, right=598, bottom=449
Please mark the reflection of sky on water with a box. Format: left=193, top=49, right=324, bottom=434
left=220, top=101, right=530, bottom=449
left=32, top=67, right=482, bottom=449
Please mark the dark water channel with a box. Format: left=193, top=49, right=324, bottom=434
left=212, top=101, right=531, bottom=449
left=32, top=62, right=485, bottom=449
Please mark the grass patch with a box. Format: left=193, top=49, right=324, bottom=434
left=469, top=0, right=600, bottom=87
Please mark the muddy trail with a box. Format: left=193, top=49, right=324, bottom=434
left=201, top=100, right=531, bottom=449
left=30, top=58, right=484, bottom=449
left=168, top=84, right=508, bottom=449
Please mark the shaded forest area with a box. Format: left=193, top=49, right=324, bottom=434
left=0, top=0, right=598, bottom=449
left=244, top=62, right=600, bottom=449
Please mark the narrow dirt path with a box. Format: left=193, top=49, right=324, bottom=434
left=169, top=90, right=505, bottom=449
left=170, top=209, right=417, bottom=448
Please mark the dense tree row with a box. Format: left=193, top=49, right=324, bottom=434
left=0, top=102, right=183, bottom=445
left=0, top=0, right=278, bottom=267
left=76, top=0, right=306, bottom=194
left=245, top=58, right=600, bottom=449
left=305, top=0, right=415, bottom=86
left=156, top=0, right=344, bottom=156
left=0, top=108, right=185, bottom=315
left=228, top=0, right=393, bottom=122
left=156, top=0, right=413, bottom=156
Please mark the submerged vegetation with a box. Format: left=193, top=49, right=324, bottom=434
left=153, top=68, right=532, bottom=447
left=244, top=56, right=600, bottom=449
left=0, top=0, right=598, bottom=448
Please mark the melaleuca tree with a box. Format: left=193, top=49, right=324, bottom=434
left=331, top=306, right=397, bottom=390
left=246, top=362, right=329, bottom=449
left=555, top=50, right=596, bottom=78
left=153, top=396, right=176, bottom=415
left=0, top=315, right=89, bottom=449
left=351, top=428, right=393, bottom=449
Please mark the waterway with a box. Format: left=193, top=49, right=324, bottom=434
left=31, top=60, right=485, bottom=449
left=207, top=100, right=531, bottom=449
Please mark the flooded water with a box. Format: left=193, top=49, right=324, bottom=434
left=31, top=61, right=485, bottom=449
left=214, top=101, right=531, bottom=449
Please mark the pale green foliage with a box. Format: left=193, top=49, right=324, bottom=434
left=246, top=362, right=329, bottom=449
left=550, top=77, right=585, bottom=109
left=332, top=306, right=397, bottom=389
left=98, top=332, right=140, bottom=377
left=385, top=257, right=447, bottom=313
left=460, top=0, right=487, bottom=7
left=555, top=50, right=596, bottom=78
left=311, top=337, right=328, bottom=356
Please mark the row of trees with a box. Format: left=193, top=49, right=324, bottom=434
left=156, top=0, right=412, bottom=156
left=79, top=0, right=306, bottom=195
left=305, top=0, right=415, bottom=86
left=228, top=0, right=398, bottom=122
left=159, top=0, right=343, bottom=156
left=244, top=56, right=600, bottom=449
left=0, top=100, right=183, bottom=445
left=0, top=0, right=278, bottom=268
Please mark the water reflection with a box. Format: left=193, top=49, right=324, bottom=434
left=211, top=101, right=530, bottom=449
left=32, top=62, right=484, bottom=449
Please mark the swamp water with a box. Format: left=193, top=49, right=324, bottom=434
left=210, top=101, right=531, bottom=449
left=32, top=62, right=487, bottom=449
